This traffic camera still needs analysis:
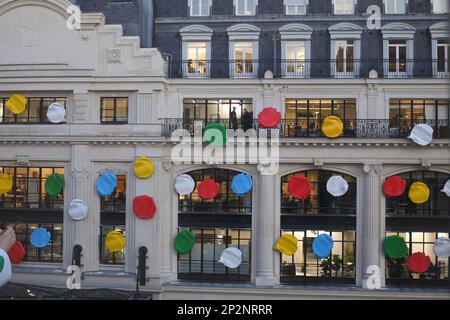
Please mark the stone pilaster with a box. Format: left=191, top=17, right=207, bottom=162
left=360, top=162, right=384, bottom=289
left=255, top=173, right=276, bottom=286
left=73, top=90, right=89, bottom=123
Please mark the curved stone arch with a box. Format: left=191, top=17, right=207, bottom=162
left=174, top=164, right=259, bottom=179
left=279, top=23, right=313, bottom=33
left=0, top=0, right=73, bottom=18
left=179, top=24, right=214, bottom=34
left=227, top=23, right=261, bottom=34
left=279, top=165, right=361, bottom=180
left=381, top=22, right=416, bottom=32
left=429, top=21, right=449, bottom=32
left=383, top=166, right=450, bottom=178
left=329, top=22, right=363, bottom=32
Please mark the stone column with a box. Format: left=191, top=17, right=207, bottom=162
left=360, top=163, right=384, bottom=289
left=255, top=173, right=276, bottom=286
left=67, top=144, right=96, bottom=271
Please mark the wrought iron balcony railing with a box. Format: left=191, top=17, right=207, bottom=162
left=163, top=118, right=449, bottom=139
left=166, top=59, right=450, bottom=79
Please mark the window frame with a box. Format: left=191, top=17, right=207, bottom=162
left=100, top=97, right=129, bottom=124
left=284, top=0, right=308, bottom=15
left=0, top=97, right=66, bottom=124
left=283, top=99, right=357, bottom=138
left=177, top=169, right=253, bottom=282
left=333, top=0, right=356, bottom=15
left=383, top=0, right=407, bottom=14
left=189, top=0, right=211, bottom=17
left=432, top=0, right=449, bottom=14
left=0, top=166, right=64, bottom=263
left=99, top=174, right=127, bottom=265
left=234, top=0, right=257, bottom=16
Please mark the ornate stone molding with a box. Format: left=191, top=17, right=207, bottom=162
left=363, top=162, right=383, bottom=175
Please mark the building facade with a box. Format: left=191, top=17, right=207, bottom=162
left=0, top=0, right=449, bottom=299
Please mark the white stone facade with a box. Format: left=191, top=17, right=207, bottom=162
left=0, top=0, right=449, bottom=299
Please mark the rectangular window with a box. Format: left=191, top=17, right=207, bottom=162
left=100, top=97, right=128, bottom=124
left=285, top=41, right=306, bottom=76
left=100, top=175, right=126, bottom=265
left=182, top=98, right=253, bottom=132
left=186, top=42, right=208, bottom=77
left=190, top=0, right=210, bottom=16
left=389, top=99, right=450, bottom=138
left=0, top=97, right=66, bottom=124
left=432, top=0, right=449, bottom=13
left=334, top=0, right=355, bottom=14
left=236, top=0, right=256, bottom=16
left=233, top=42, right=255, bottom=77
left=385, top=0, right=406, bottom=14
left=285, top=0, right=307, bottom=15
left=280, top=230, right=356, bottom=283
left=335, top=40, right=355, bottom=74
left=437, top=39, right=450, bottom=74
left=388, top=40, right=407, bottom=75
left=0, top=167, right=64, bottom=263
left=284, top=99, right=356, bottom=138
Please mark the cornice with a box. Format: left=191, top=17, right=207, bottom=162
left=155, top=14, right=449, bottom=25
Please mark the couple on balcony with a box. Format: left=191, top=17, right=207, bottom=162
left=229, top=107, right=253, bottom=131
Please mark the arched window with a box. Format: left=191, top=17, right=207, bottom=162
left=280, top=170, right=357, bottom=284
left=385, top=171, right=450, bottom=287
left=177, top=168, right=252, bottom=282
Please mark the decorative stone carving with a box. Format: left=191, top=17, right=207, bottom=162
left=363, top=162, right=383, bottom=175
left=421, top=159, right=432, bottom=170
left=108, top=48, right=122, bottom=63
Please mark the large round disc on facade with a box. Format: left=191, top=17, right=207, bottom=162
left=441, top=179, right=450, bottom=197
left=287, top=175, right=311, bottom=200
left=258, top=107, right=281, bottom=128
left=174, top=230, right=196, bottom=255
left=408, top=182, right=430, bottom=204
left=0, top=174, right=13, bottom=194
left=45, top=173, right=64, bottom=197
left=5, top=94, right=27, bottom=115
left=96, top=171, right=118, bottom=197
left=68, top=199, right=89, bottom=221
left=219, top=247, right=242, bottom=269
left=133, top=195, right=157, bottom=219
left=407, top=252, right=431, bottom=273
left=433, top=237, right=450, bottom=258
left=197, top=178, right=220, bottom=200
left=30, top=227, right=51, bottom=249
left=231, top=173, right=253, bottom=196
left=383, top=176, right=407, bottom=197
left=47, top=102, right=66, bottom=123
left=408, top=124, right=434, bottom=146
left=274, top=234, right=299, bottom=255
left=321, top=116, right=344, bottom=138
left=204, top=123, right=227, bottom=147
left=312, top=234, right=334, bottom=259
left=105, top=231, right=126, bottom=252
left=174, top=174, right=196, bottom=195
left=134, top=157, right=155, bottom=179
left=326, top=176, right=349, bottom=197
left=383, top=235, right=408, bottom=259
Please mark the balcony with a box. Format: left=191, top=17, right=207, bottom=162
left=162, top=118, right=449, bottom=139
left=166, top=59, right=450, bottom=79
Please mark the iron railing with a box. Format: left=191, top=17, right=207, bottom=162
left=166, top=59, right=450, bottom=79
left=162, top=118, right=449, bottom=139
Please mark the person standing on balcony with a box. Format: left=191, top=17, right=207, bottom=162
left=230, top=107, right=238, bottom=130
left=242, top=109, right=253, bottom=131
